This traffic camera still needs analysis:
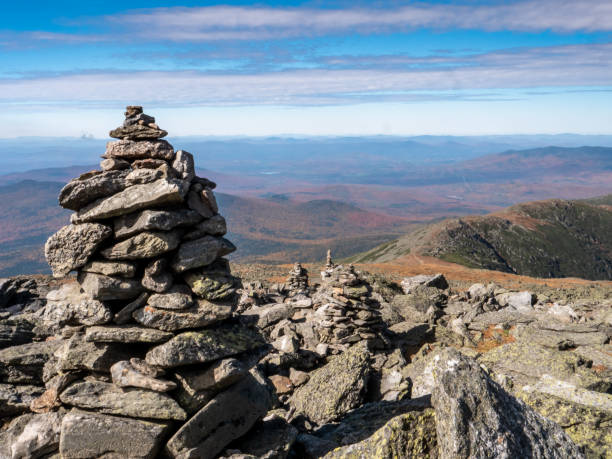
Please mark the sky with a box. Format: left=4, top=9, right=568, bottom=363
left=1, top=0, right=612, bottom=137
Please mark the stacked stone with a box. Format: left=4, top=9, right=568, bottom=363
left=285, top=262, right=309, bottom=295
left=28, top=107, right=272, bottom=458
left=312, top=256, right=385, bottom=352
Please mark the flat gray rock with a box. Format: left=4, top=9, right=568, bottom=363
left=43, top=282, right=112, bottom=327
left=0, top=384, right=45, bottom=417
left=171, top=236, right=236, bottom=272
left=75, top=178, right=187, bottom=222
left=114, top=208, right=201, bottom=239
left=59, top=380, right=186, bottom=420
left=172, top=150, right=195, bottom=182
left=82, top=260, right=136, bottom=278
left=85, top=325, right=173, bottom=343
left=166, top=371, right=272, bottom=459
left=111, top=360, right=177, bottom=392
left=147, top=287, right=194, bottom=310
left=55, top=334, right=129, bottom=373
left=59, top=170, right=128, bottom=211
left=133, top=299, right=232, bottom=332
left=183, top=259, right=239, bottom=300
left=109, top=124, right=168, bottom=140
left=145, top=326, right=265, bottom=368
left=45, top=223, right=112, bottom=277
left=59, top=409, right=171, bottom=458
left=0, top=340, right=62, bottom=384
left=242, top=303, right=294, bottom=329
left=78, top=272, right=143, bottom=301
left=105, top=139, right=175, bottom=160
left=183, top=214, right=227, bottom=240
left=101, top=231, right=181, bottom=260
left=431, top=347, right=584, bottom=459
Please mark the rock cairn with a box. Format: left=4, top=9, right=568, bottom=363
left=26, top=106, right=273, bottom=458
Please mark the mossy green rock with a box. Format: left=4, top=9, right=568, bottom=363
left=290, top=342, right=370, bottom=425
left=516, top=389, right=612, bottom=459
left=145, top=325, right=265, bottom=368
left=322, top=409, right=438, bottom=459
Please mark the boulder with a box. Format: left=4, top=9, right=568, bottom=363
left=145, top=326, right=265, bottom=368
left=59, top=170, right=128, bottom=210
left=78, top=272, right=143, bottom=301
left=104, top=139, right=175, bottom=160
left=321, top=409, right=437, bottom=459
left=511, top=322, right=609, bottom=349
left=111, top=360, right=177, bottom=392
left=172, top=150, right=195, bottom=182
left=82, top=260, right=136, bottom=278
left=166, top=371, right=272, bottom=459
left=100, top=230, right=181, bottom=260
left=7, top=411, right=63, bottom=459
left=496, top=291, right=535, bottom=312
left=242, top=303, right=294, bottom=329
left=430, top=348, right=584, bottom=459
left=75, top=178, right=187, bottom=222
left=54, top=334, right=129, bottom=373
left=171, top=236, right=236, bottom=272
left=45, top=223, right=112, bottom=277
left=59, top=409, right=171, bottom=458
left=59, top=380, right=186, bottom=420
left=290, top=342, right=370, bottom=425
left=133, top=300, right=232, bottom=332
left=0, top=384, right=45, bottom=417
left=114, top=208, right=201, bottom=239
left=0, top=340, right=62, bottom=384
left=43, top=282, right=113, bottom=327
left=85, top=325, right=173, bottom=343
left=401, top=273, right=448, bottom=294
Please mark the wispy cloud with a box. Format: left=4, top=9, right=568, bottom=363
left=1, top=42, right=610, bottom=107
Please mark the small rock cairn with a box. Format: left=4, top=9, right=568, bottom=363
left=39, top=107, right=272, bottom=458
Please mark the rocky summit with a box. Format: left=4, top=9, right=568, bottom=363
left=0, top=108, right=609, bottom=459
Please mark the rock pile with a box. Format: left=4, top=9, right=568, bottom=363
left=0, top=107, right=274, bottom=458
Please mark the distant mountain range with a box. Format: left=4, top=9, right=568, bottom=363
left=350, top=195, right=612, bottom=281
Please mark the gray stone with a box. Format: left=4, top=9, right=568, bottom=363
left=242, top=303, right=294, bottom=329
left=145, top=326, right=265, bottom=368
left=133, top=299, right=232, bottom=332
left=401, top=273, right=448, bottom=294
left=497, top=291, right=535, bottom=312
left=45, top=223, right=112, bottom=277
left=187, top=189, right=215, bottom=218
left=59, top=409, right=171, bottom=458
left=183, top=259, right=239, bottom=300
left=183, top=214, right=228, bottom=240
left=111, top=360, right=177, bottom=392
left=431, top=348, right=584, bottom=459
left=171, top=236, right=236, bottom=272
left=125, top=167, right=166, bottom=185
left=78, top=272, right=143, bottom=301
left=60, top=381, right=186, bottom=420
left=100, top=231, right=181, bottom=260
left=75, top=179, right=187, bottom=222
left=172, top=150, right=195, bottom=182
left=110, top=124, right=168, bottom=140
left=43, top=282, right=113, bottom=327
left=113, top=292, right=149, bottom=325
left=59, top=170, right=128, bottom=211
left=147, top=286, right=194, bottom=310
left=227, top=416, right=299, bottom=459
left=166, top=370, right=272, bottom=459
left=82, top=260, right=136, bottom=278
left=8, top=411, right=63, bottom=459
left=142, top=259, right=173, bottom=293
left=0, top=384, right=45, bottom=417
left=512, top=323, right=609, bottom=348
left=114, top=208, right=201, bottom=239
left=55, top=334, right=129, bottom=373
left=0, top=341, right=62, bottom=384
left=0, top=323, right=34, bottom=349
left=290, top=342, right=370, bottom=425
left=104, top=139, right=175, bottom=160
left=85, top=325, right=173, bottom=343
left=100, top=157, right=130, bottom=171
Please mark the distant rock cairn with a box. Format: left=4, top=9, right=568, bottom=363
left=40, top=106, right=273, bottom=458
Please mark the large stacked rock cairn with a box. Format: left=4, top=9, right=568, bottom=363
left=0, top=107, right=275, bottom=458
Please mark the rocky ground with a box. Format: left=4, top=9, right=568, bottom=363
left=0, top=107, right=610, bottom=458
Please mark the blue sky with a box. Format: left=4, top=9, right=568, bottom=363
left=1, top=0, right=612, bottom=137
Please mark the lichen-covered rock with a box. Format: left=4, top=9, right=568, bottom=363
left=100, top=230, right=181, bottom=260
left=54, top=334, right=129, bottom=373
left=75, top=178, right=187, bottom=222
left=0, top=340, right=62, bottom=384
left=401, top=273, right=448, bottom=294
left=109, top=123, right=168, bottom=140
left=290, top=342, right=370, bottom=425
left=78, top=272, right=143, bottom=301
left=82, top=260, right=136, bottom=278
left=84, top=325, right=173, bottom=343
left=114, top=208, right=201, bottom=239
left=45, top=223, right=112, bottom=277
left=142, top=258, right=174, bottom=293
left=145, top=326, right=265, bottom=368
left=59, top=170, right=128, bottom=210
left=431, top=348, right=585, bottom=459
left=59, top=409, right=171, bottom=458
left=43, top=282, right=113, bottom=327
left=171, top=236, right=236, bottom=272
left=322, top=409, right=438, bottom=459
left=133, top=300, right=232, bottom=332
left=105, top=139, right=175, bottom=160
left=166, top=370, right=272, bottom=459
left=183, top=259, right=240, bottom=300
left=59, top=380, right=186, bottom=420
left=147, top=287, right=194, bottom=310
